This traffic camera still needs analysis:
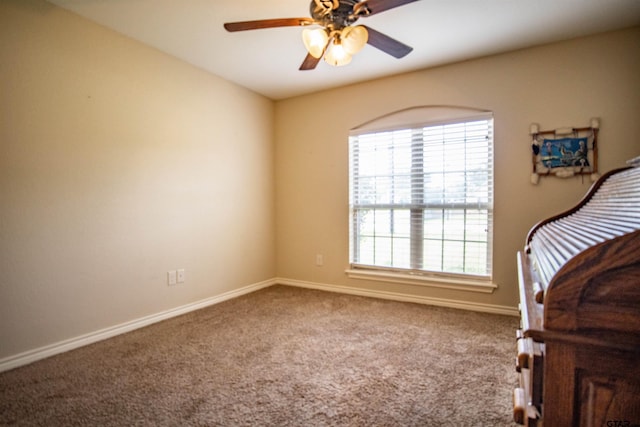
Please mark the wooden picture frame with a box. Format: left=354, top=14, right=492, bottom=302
left=529, top=120, right=599, bottom=184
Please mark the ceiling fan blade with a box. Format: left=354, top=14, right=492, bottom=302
left=355, top=0, right=420, bottom=16
left=363, top=26, right=413, bottom=58
left=299, top=53, right=321, bottom=71
left=224, top=18, right=314, bottom=32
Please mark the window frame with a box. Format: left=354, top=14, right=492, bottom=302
left=347, top=112, right=496, bottom=293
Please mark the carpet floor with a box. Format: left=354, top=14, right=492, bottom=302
left=0, top=285, right=520, bottom=426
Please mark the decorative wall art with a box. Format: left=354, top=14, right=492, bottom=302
left=529, top=119, right=600, bottom=184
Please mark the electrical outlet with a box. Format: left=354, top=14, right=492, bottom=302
left=316, top=254, right=324, bottom=266
left=177, top=269, right=185, bottom=284
left=167, top=270, right=177, bottom=286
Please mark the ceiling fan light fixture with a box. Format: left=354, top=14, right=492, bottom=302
left=324, top=39, right=352, bottom=66
left=302, top=28, right=329, bottom=58
left=341, top=25, right=368, bottom=55
left=224, top=0, right=418, bottom=71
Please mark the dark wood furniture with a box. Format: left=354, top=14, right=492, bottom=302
left=514, top=165, right=640, bottom=426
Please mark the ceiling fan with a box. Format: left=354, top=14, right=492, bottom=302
left=224, top=0, right=419, bottom=70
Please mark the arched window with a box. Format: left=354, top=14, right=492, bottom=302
left=349, top=106, right=494, bottom=284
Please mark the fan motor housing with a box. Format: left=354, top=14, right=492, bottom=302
left=310, top=0, right=360, bottom=30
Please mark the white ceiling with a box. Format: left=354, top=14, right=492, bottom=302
left=48, top=0, right=640, bottom=100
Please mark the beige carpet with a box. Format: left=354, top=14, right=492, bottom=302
left=0, top=285, right=519, bottom=426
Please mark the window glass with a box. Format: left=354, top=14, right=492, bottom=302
left=349, top=115, right=494, bottom=278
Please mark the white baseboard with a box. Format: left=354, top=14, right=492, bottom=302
left=0, top=278, right=276, bottom=373
left=275, top=277, right=520, bottom=317
left=1, top=277, right=518, bottom=373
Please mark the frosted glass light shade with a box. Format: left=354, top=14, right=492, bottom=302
left=324, top=41, right=352, bottom=66
left=341, top=25, right=368, bottom=55
left=302, top=28, right=329, bottom=58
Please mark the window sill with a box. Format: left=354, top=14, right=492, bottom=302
left=345, top=269, right=497, bottom=294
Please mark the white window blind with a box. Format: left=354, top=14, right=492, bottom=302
left=349, top=115, right=494, bottom=278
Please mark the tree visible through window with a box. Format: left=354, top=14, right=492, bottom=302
left=349, top=115, right=494, bottom=278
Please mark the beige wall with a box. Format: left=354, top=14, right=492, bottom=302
left=0, top=1, right=275, bottom=360
left=274, top=27, right=640, bottom=309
